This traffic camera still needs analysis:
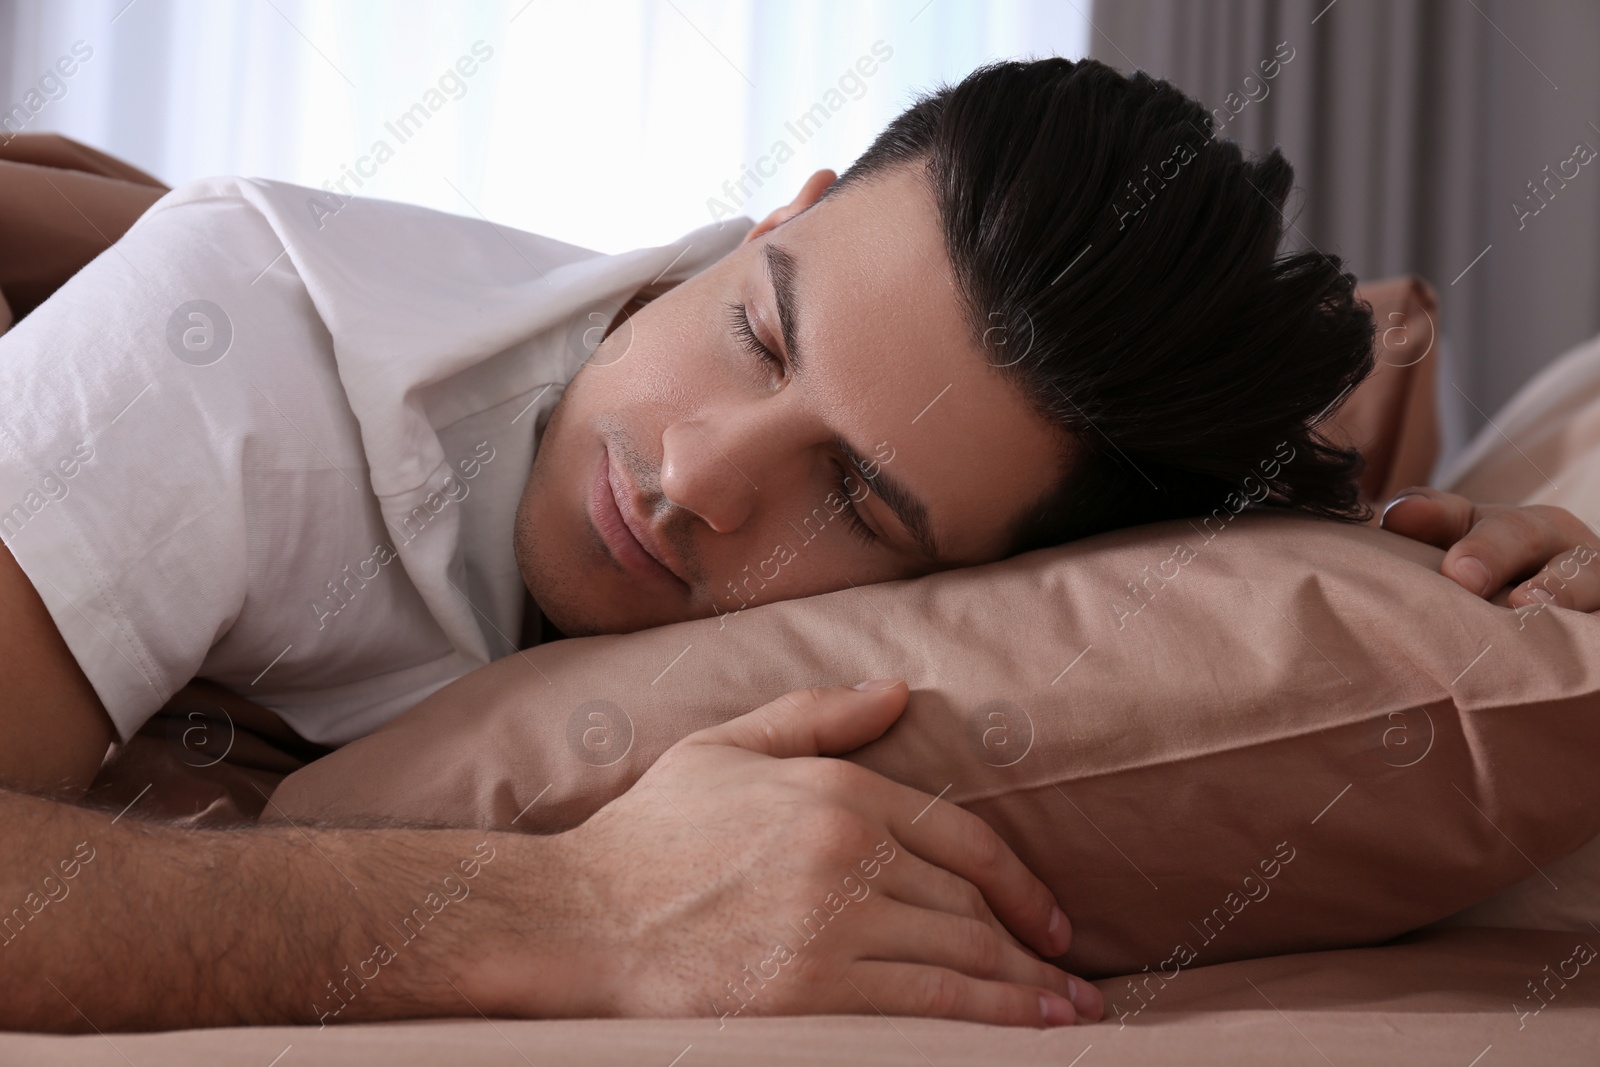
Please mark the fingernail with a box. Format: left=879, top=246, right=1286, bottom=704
left=1529, top=587, right=1557, bottom=605
left=1069, top=976, right=1104, bottom=1021
left=1039, top=992, right=1075, bottom=1027
left=852, top=678, right=900, bottom=691
left=1380, top=492, right=1422, bottom=523
left=1048, top=905, right=1070, bottom=952
left=1454, top=555, right=1492, bottom=596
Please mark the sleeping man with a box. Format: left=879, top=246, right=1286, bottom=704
left=1, top=57, right=1596, bottom=1033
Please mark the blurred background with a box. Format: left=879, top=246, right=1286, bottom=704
left=2, top=0, right=1598, bottom=474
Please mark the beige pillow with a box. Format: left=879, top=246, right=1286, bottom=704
left=1441, top=329, right=1600, bottom=510
left=269, top=495, right=1600, bottom=976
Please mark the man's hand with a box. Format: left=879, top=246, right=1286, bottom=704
left=1379, top=486, right=1600, bottom=612
left=462, top=680, right=1102, bottom=1028
left=4, top=680, right=1100, bottom=1033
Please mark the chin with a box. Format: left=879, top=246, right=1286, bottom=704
left=515, top=531, right=666, bottom=638
left=524, top=585, right=591, bottom=639
left=513, top=528, right=598, bottom=638
left=530, top=584, right=672, bottom=639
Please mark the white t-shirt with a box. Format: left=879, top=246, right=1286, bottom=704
left=0, top=176, right=748, bottom=745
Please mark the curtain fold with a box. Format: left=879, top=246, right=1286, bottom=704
left=1090, top=0, right=1600, bottom=472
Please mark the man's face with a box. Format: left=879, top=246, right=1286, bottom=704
left=514, top=164, right=1069, bottom=637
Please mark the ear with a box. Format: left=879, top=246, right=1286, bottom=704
left=741, top=169, right=838, bottom=244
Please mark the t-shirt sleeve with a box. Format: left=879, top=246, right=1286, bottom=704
left=0, top=183, right=284, bottom=741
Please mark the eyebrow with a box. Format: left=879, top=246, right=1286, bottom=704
left=761, top=241, right=945, bottom=563
left=834, top=433, right=944, bottom=562
left=762, top=242, right=805, bottom=374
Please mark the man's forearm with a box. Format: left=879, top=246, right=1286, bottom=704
left=0, top=788, right=597, bottom=1032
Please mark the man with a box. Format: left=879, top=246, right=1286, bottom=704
left=0, top=58, right=1594, bottom=1033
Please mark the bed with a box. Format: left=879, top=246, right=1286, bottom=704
left=3, top=928, right=1594, bottom=1063
left=4, top=135, right=1599, bottom=1064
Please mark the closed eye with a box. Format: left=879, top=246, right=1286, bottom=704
left=723, top=300, right=879, bottom=545
left=832, top=461, right=878, bottom=545
left=724, top=301, right=783, bottom=370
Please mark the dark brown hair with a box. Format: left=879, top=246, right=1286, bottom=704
left=827, top=57, right=1376, bottom=553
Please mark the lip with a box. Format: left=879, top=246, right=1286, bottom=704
left=590, top=446, right=688, bottom=591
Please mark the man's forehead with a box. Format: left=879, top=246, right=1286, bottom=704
left=782, top=171, right=956, bottom=325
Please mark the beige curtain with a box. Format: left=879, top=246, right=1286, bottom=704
left=1088, top=0, right=1600, bottom=474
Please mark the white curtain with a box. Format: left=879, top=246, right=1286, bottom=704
left=0, top=0, right=1088, bottom=252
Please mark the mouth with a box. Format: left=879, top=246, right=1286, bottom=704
left=590, top=445, right=689, bottom=592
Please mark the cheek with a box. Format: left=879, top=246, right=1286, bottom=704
left=605, top=309, right=733, bottom=413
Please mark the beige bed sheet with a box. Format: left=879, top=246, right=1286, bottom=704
left=7, top=927, right=1595, bottom=1064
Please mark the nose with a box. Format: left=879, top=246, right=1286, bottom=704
left=660, top=405, right=794, bottom=534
